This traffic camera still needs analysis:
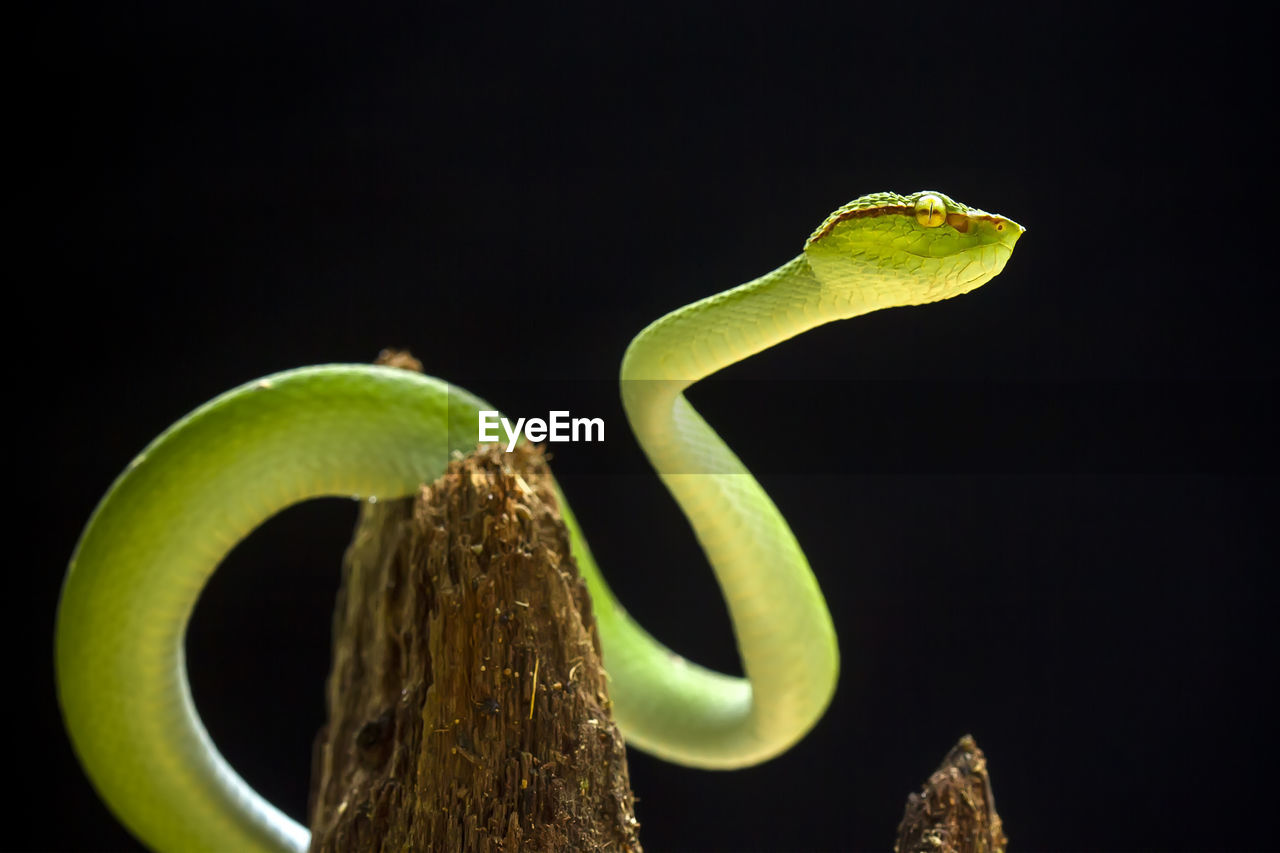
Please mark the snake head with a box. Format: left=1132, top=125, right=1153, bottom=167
left=803, top=190, right=1023, bottom=310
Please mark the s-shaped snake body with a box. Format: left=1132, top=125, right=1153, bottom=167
left=56, top=190, right=1022, bottom=851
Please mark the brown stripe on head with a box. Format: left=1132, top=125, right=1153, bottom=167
left=805, top=190, right=923, bottom=245
left=805, top=190, right=1008, bottom=245
left=807, top=203, right=913, bottom=243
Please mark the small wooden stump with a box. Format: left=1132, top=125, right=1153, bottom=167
left=894, top=735, right=1007, bottom=853
left=307, top=441, right=641, bottom=852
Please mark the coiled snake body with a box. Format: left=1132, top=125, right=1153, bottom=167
left=56, top=190, right=1022, bottom=851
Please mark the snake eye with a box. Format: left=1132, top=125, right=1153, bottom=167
left=914, top=194, right=946, bottom=228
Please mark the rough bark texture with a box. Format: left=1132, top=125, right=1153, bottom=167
left=894, top=735, right=1007, bottom=853
left=307, top=435, right=641, bottom=852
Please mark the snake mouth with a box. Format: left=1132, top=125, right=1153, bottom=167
left=943, top=240, right=1017, bottom=295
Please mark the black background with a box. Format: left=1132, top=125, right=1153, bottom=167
left=17, top=3, right=1277, bottom=851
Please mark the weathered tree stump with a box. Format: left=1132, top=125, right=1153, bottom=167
left=307, top=432, right=641, bottom=851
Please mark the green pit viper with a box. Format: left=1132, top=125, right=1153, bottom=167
left=56, top=190, right=1023, bottom=851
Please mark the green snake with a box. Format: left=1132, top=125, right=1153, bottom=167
left=56, top=190, right=1022, bottom=851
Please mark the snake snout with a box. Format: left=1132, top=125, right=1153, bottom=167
left=990, top=215, right=1025, bottom=246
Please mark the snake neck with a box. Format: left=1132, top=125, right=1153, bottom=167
left=620, top=254, right=885, bottom=430
left=621, top=254, right=886, bottom=387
